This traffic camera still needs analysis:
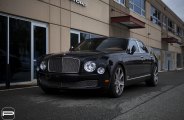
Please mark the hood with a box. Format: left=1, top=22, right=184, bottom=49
left=51, top=51, right=105, bottom=58
left=46, top=50, right=127, bottom=61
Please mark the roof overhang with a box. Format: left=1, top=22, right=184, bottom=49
left=111, top=15, right=145, bottom=29
left=162, top=37, right=182, bottom=45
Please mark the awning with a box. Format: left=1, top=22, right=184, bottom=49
left=111, top=15, right=145, bottom=29
left=162, top=37, right=181, bottom=44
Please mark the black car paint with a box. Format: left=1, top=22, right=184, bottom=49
left=37, top=38, right=157, bottom=89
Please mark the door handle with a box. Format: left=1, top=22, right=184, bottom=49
left=33, top=59, right=37, bottom=62
left=140, top=56, right=144, bottom=58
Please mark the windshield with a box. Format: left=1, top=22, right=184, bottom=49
left=74, top=38, right=128, bottom=52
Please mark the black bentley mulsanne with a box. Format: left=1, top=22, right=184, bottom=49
left=37, top=37, right=158, bottom=97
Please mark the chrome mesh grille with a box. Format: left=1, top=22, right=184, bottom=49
left=48, top=57, right=80, bottom=73
left=48, top=58, right=62, bottom=73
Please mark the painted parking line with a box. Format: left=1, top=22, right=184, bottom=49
left=0, top=86, right=39, bottom=92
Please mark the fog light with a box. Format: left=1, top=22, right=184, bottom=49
left=97, top=67, right=105, bottom=74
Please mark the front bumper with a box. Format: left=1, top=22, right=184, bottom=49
left=37, top=72, right=110, bottom=89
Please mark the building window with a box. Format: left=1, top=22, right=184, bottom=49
left=70, top=30, right=104, bottom=48
left=114, top=0, right=125, bottom=5
left=151, top=6, right=161, bottom=26
left=176, top=26, right=182, bottom=36
left=129, top=0, right=145, bottom=16
left=162, top=15, right=167, bottom=29
left=168, top=18, right=175, bottom=33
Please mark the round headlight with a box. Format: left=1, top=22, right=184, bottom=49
left=40, top=61, right=46, bottom=71
left=97, top=67, right=105, bottom=74
left=84, top=61, right=96, bottom=72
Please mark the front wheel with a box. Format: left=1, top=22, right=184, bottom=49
left=146, top=66, right=158, bottom=86
left=109, top=65, right=125, bottom=98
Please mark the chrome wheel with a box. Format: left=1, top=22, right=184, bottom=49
left=145, top=65, right=158, bottom=87
left=114, top=67, right=124, bottom=95
left=154, top=67, right=158, bottom=85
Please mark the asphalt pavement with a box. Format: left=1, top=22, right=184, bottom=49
left=0, top=70, right=184, bottom=120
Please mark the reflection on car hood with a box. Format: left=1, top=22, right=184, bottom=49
left=52, top=51, right=104, bottom=58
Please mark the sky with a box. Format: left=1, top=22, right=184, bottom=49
left=162, top=0, right=184, bottom=22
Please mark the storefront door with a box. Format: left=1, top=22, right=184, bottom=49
left=31, top=23, right=48, bottom=80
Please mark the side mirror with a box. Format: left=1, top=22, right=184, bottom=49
left=69, top=46, right=74, bottom=51
left=131, top=45, right=136, bottom=54
left=127, top=45, right=136, bottom=54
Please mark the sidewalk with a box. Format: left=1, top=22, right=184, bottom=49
left=159, top=68, right=184, bottom=73
left=0, top=80, right=37, bottom=90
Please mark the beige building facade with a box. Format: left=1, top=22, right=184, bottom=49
left=0, top=0, right=184, bottom=84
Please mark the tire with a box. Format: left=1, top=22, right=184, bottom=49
left=146, top=66, right=158, bottom=87
left=40, top=85, right=60, bottom=94
left=109, top=65, right=125, bottom=98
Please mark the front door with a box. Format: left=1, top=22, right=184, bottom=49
left=31, top=23, right=48, bottom=80
left=125, top=40, right=143, bottom=80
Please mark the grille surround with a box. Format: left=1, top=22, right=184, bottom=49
left=48, top=57, right=80, bottom=73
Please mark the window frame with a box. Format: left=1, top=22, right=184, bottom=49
left=151, top=5, right=161, bottom=26
left=167, top=18, right=175, bottom=33
left=176, top=26, right=182, bottom=36
left=114, top=0, right=125, bottom=6
left=162, top=14, right=168, bottom=29
left=129, top=0, right=146, bottom=17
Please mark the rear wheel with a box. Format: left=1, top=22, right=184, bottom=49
left=109, top=65, right=125, bottom=98
left=146, top=66, right=158, bottom=86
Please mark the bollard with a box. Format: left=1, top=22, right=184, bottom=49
left=6, top=64, right=10, bottom=89
left=168, top=60, right=170, bottom=71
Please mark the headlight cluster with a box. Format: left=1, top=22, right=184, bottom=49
left=84, top=61, right=105, bottom=74
left=84, top=61, right=96, bottom=72
left=40, top=61, right=47, bottom=71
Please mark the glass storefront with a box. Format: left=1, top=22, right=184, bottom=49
left=0, top=14, right=47, bottom=86
left=0, top=15, right=7, bottom=83
left=9, top=18, right=31, bottom=82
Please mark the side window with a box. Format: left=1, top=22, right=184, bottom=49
left=128, top=40, right=139, bottom=53
left=138, top=41, right=148, bottom=53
